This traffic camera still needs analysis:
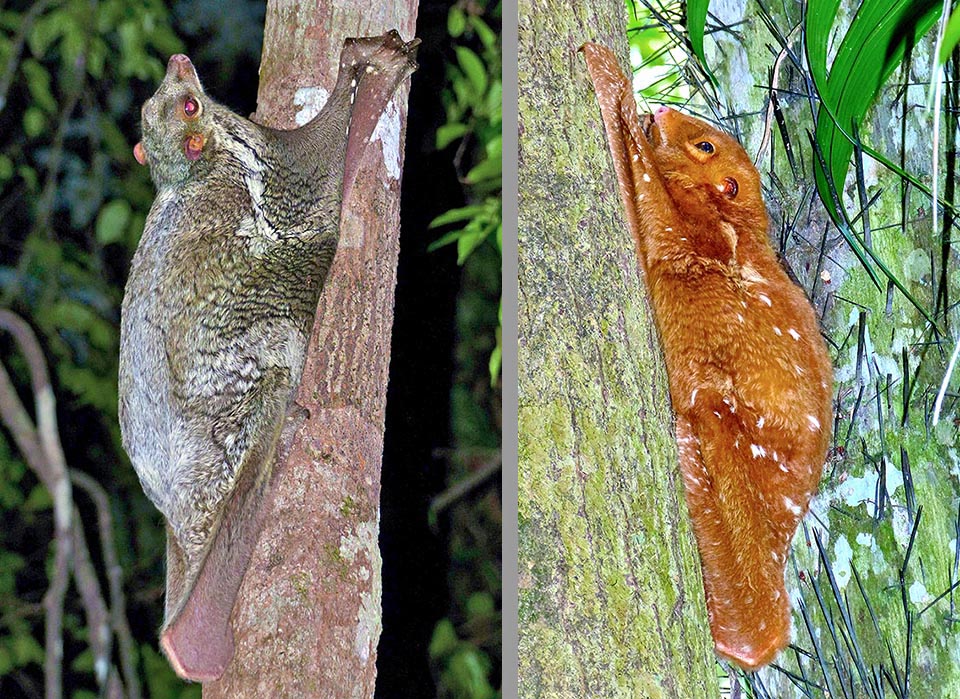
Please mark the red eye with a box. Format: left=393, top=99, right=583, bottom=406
left=722, top=177, right=739, bottom=198
left=183, top=96, right=200, bottom=119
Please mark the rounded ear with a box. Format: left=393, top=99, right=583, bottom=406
left=718, top=176, right=738, bottom=199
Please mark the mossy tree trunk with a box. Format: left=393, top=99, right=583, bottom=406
left=517, top=1, right=719, bottom=696
left=203, top=3, right=417, bottom=697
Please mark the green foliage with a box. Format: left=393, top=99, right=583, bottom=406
left=0, top=2, right=257, bottom=696
left=142, top=645, right=202, bottom=699
left=429, top=593, right=501, bottom=699
left=430, top=3, right=502, bottom=698
left=940, top=2, right=960, bottom=63
left=806, top=0, right=942, bottom=321
left=683, top=0, right=717, bottom=86
left=431, top=0, right=503, bottom=385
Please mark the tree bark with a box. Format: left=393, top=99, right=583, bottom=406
left=203, top=3, right=417, bottom=697
left=517, top=1, right=719, bottom=697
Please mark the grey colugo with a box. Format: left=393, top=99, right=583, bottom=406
left=118, top=31, right=418, bottom=682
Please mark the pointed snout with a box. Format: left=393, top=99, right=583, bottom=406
left=166, top=54, right=200, bottom=86
left=654, top=105, right=673, bottom=122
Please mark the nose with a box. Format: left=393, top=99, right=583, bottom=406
left=167, top=54, right=194, bottom=80
left=654, top=106, right=672, bottom=120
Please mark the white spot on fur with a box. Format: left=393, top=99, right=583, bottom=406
left=741, top=263, right=766, bottom=283
left=783, top=496, right=802, bottom=515
left=757, top=416, right=765, bottom=429
left=737, top=313, right=745, bottom=324
left=773, top=326, right=782, bottom=336
left=690, top=388, right=699, bottom=406
left=642, top=172, right=651, bottom=182
left=293, top=86, right=329, bottom=126
left=759, top=293, right=772, bottom=306
left=788, top=328, right=801, bottom=341
left=807, top=414, right=821, bottom=431
left=750, top=444, right=766, bottom=458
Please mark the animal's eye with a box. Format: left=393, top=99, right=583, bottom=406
left=695, top=141, right=715, bottom=154
left=182, top=96, right=201, bottom=119
left=721, top=176, right=739, bottom=199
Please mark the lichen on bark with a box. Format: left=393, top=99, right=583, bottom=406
left=518, top=1, right=719, bottom=696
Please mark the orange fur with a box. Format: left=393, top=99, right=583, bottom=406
left=582, top=43, right=833, bottom=670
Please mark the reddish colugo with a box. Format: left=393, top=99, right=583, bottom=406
left=582, top=42, right=833, bottom=671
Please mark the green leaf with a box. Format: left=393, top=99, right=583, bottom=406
left=428, top=228, right=469, bottom=252
left=448, top=6, right=467, bottom=37
left=485, top=79, right=502, bottom=120
left=940, top=3, right=960, bottom=63
left=23, top=484, right=52, bottom=512
left=28, top=12, right=66, bottom=57
left=430, top=204, right=487, bottom=228
left=686, top=0, right=709, bottom=71
left=489, top=341, right=501, bottom=385
left=807, top=0, right=941, bottom=224
left=456, top=46, right=488, bottom=99
left=11, top=634, right=44, bottom=666
left=443, top=647, right=495, bottom=699
left=684, top=0, right=718, bottom=86
left=87, top=37, right=107, bottom=79
left=23, top=107, right=47, bottom=138
left=465, top=156, right=501, bottom=184
left=18, top=165, right=38, bottom=190
left=429, top=618, right=458, bottom=659
left=468, top=17, right=498, bottom=51
left=485, top=134, right=502, bottom=159
left=71, top=647, right=94, bottom=672
left=96, top=199, right=132, bottom=245
left=466, top=591, right=495, bottom=619
left=21, top=59, right=57, bottom=113
left=457, top=225, right=491, bottom=264
left=436, top=122, right=469, bottom=150
left=0, top=645, right=11, bottom=674
left=0, top=154, right=13, bottom=181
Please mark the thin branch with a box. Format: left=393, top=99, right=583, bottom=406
left=428, top=454, right=501, bottom=521
left=71, top=470, right=142, bottom=699
left=0, top=310, right=73, bottom=699
left=70, top=505, right=113, bottom=690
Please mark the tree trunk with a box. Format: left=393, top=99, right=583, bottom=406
left=517, top=1, right=719, bottom=697
left=203, top=3, right=417, bottom=697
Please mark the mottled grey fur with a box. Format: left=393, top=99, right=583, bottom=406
left=118, top=31, right=418, bottom=680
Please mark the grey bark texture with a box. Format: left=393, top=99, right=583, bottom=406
left=201, top=2, right=417, bottom=697
left=517, top=1, right=719, bottom=697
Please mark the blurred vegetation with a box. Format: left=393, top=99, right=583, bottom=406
left=0, top=1, right=500, bottom=697
left=427, top=1, right=502, bottom=698
left=626, top=0, right=960, bottom=696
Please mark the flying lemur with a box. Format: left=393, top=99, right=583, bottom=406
left=583, top=43, right=833, bottom=670
left=118, top=31, right=419, bottom=681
